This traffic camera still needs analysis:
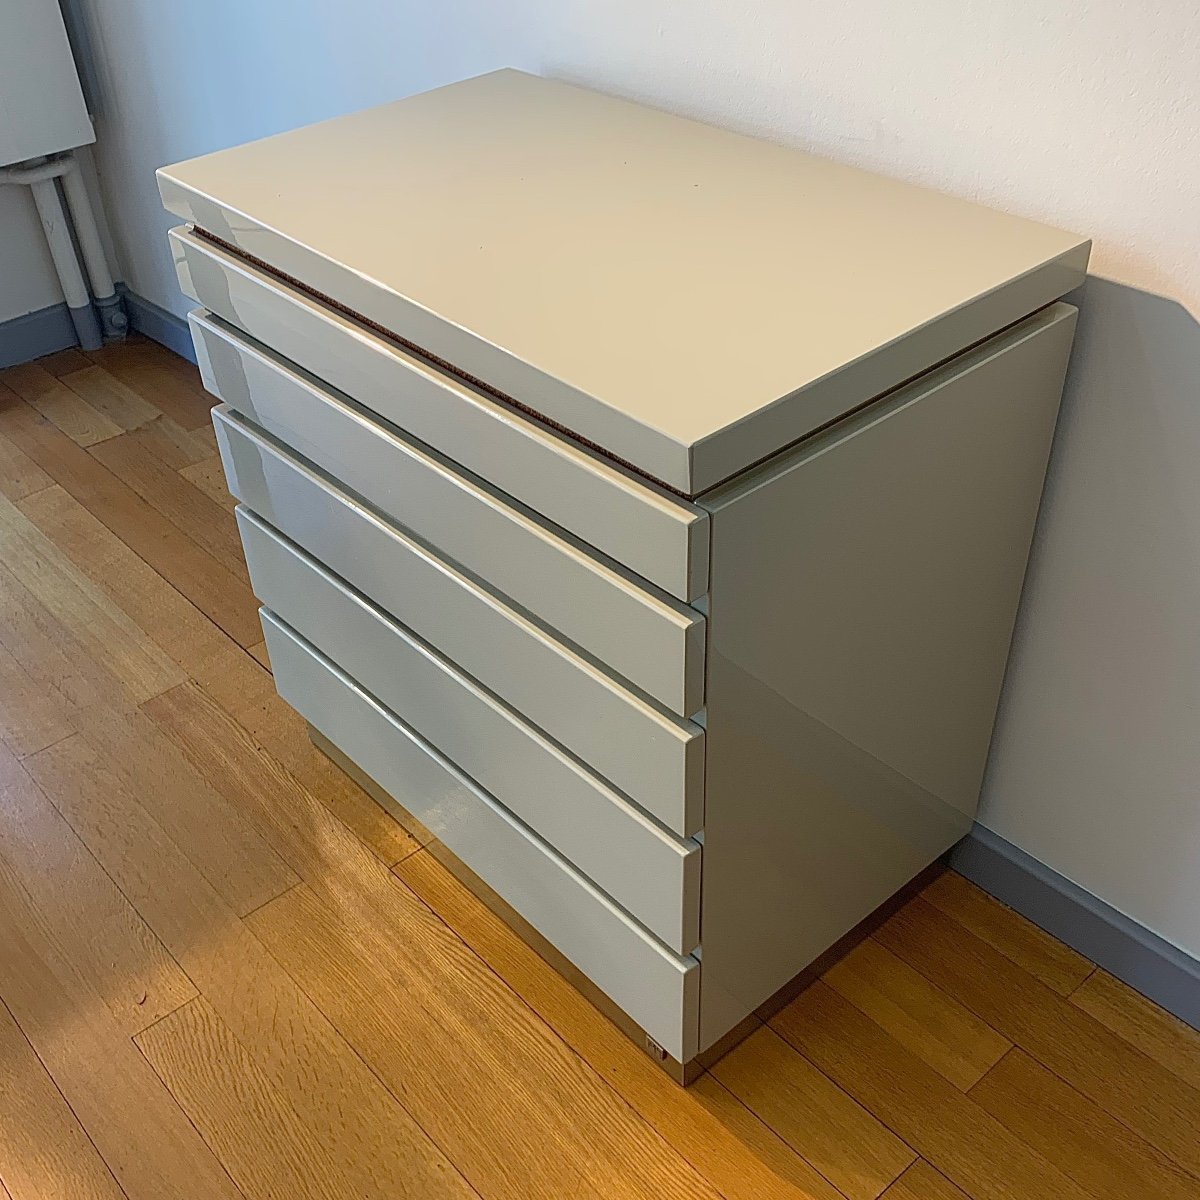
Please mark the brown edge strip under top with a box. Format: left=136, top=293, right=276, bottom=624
left=192, top=227, right=695, bottom=501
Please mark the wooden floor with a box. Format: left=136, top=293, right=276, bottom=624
left=0, top=337, right=1197, bottom=1200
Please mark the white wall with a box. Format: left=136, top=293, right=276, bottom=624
left=71, top=0, right=1200, bottom=955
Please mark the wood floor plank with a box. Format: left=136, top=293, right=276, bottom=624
left=27, top=724, right=297, bottom=920
left=0, top=363, right=123, bottom=447
left=35, top=347, right=91, bottom=377
left=771, top=982, right=1092, bottom=1200
left=0, top=640, right=75, bottom=758
left=396, top=850, right=847, bottom=1200
left=0, top=490, right=186, bottom=703
left=16, top=484, right=274, bottom=717
left=0, top=560, right=168, bottom=720
left=184, top=636, right=277, bottom=720
left=879, top=1162, right=970, bottom=1200
left=1071, top=969, right=1200, bottom=1092
left=182, top=927, right=478, bottom=1200
left=689, top=1074, right=853, bottom=1200
left=193, top=422, right=219, bottom=455
left=21, top=728, right=475, bottom=1200
left=88, top=432, right=249, bottom=579
left=248, top=881, right=722, bottom=1200
left=921, top=871, right=1093, bottom=995
left=712, top=1024, right=915, bottom=1200
left=231, top=692, right=422, bottom=867
left=822, top=937, right=1011, bottom=1090
left=969, top=1048, right=1199, bottom=1200
left=0, top=506, right=191, bottom=756
left=180, top=454, right=238, bottom=511
left=12, top=495, right=304, bottom=872
left=60, top=364, right=159, bottom=431
left=246, top=640, right=271, bottom=670
left=86, top=338, right=214, bottom=431
left=134, top=337, right=207, bottom=392
left=876, top=897, right=1200, bottom=1178
left=0, top=998, right=128, bottom=1200
left=135, top=997, right=365, bottom=1200
left=0, top=400, right=261, bottom=646
left=0, top=554, right=129, bottom=718
left=0, top=420, right=52, bottom=502
left=127, top=414, right=214, bottom=469
left=0, top=742, right=196, bottom=1035
left=0, top=869, right=244, bottom=1200
left=147, top=682, right=422, bottom=876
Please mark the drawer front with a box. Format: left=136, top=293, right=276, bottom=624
left=194, top=310, right=703, bottom=715
left=214, top=406, right=704, bottom=836
left=260, top=609, right=700, bottom=1061
left=239, top=506, right=701, bottom=952
left=174, top=226, right=708, bottom=602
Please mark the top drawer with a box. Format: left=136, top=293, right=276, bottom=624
left=171, top=226, right=708, bottom=602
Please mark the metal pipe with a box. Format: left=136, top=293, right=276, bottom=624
left=27, top=170, right=102, bottom=351
left=60, top=159, right=126, bottom=340
left=0, top=158, right=72, bottom=185
left=0, top=150, right=126, bottom=346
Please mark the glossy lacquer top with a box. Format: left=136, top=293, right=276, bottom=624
left=158, top=69, right=1089, bottom=494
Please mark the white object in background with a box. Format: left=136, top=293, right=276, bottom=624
left=0, top=0, right=125, bottom=350
left=0, top=0, right=94, bottom=167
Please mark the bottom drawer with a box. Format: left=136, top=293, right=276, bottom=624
left=260, top=608, right=700, bottom=1062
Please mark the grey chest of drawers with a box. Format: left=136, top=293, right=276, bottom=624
left=158, top=69, right=1090, bottom=1080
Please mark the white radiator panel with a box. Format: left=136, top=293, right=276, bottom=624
left=0, top=0, right=93, bottom=166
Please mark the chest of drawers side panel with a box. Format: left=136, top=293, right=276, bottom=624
left=695, top=303, right=1078, bottom=1050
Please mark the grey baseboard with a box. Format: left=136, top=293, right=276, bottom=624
left=1, top=289, right=196, bottom=369
left=120, top=286, right=196, bottom=364
left=0, top=302, right=78, bottom=369
left=951, top=825, right=1200, bottom=1030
